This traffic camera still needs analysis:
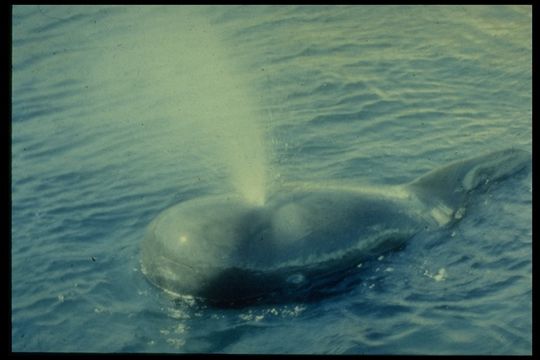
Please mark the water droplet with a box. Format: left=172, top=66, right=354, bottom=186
left=269, top=308, right=278, bottom=316
left=433, top=268, right=447, bottom=282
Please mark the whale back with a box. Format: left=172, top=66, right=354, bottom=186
left=406, top=148, right=530, bottom=213
left=141, top=147, right=530, bottom=305
left=141, top=189, right=424, bottom=304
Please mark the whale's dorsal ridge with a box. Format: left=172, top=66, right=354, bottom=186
left=406, top=147, right=531, bottom=211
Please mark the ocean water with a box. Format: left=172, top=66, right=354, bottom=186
left=11, top=5, right=532, bottom=354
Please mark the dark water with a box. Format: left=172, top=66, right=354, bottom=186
left=12, top=5, right=531, bottom=354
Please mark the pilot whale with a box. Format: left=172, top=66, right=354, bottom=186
left=141, top=148, right=530, bottom=305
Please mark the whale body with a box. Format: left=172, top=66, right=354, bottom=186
left=141, top=148, right=530, bottom=305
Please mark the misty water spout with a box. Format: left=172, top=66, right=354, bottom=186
left=171, top=8, right=269, bottom=205
left=90, top=6, right=269, bottom=205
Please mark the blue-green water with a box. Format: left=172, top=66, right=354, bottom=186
left=11, top=5, right=531, bottom=354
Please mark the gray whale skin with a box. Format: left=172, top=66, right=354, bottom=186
left=141, top=148, right=530, bottom=305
